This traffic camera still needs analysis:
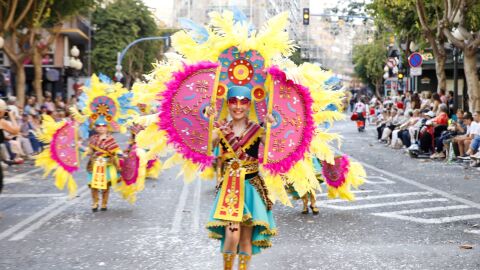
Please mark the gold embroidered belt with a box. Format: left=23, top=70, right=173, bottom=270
left=213, top=160, right=259, bottom=222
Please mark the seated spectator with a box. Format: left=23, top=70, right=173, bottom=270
left=431, top=108, right=467, bottom=159
left=420, top=92, right=432, bottom=110
left=380, top=108, right=407, bottom=143
left=7, top=96, right=20, bottom=120
left=24, top=96, right=38, bottom=116
left=20, top=113, right=42, bottom=154
left=454, top=112, right=474, bottom=158
left=376, top=110, right=389, bottom=140
left=417, top=111, right=436, bottom=153
left=431, top=93, right=442, bottom=115
left=43, top=92, right=55, bottom=112
left=397, top=109, right=421, bottom=148
left=390, top=110, right=413, bottom=148
left=55, top=96, right=66, bottom=111
left=464, top=111, right=480, bottom=158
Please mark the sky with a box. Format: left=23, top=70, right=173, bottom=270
left=143, top=0, right=174, bottom=26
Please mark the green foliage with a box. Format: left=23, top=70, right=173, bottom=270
left=92, top=0, right=162, bottom=79
left=367, top=0, right=422, bottom=44
left=461, top=0, right=480, bottom=32
left=352, top=39, right=387, bottom=86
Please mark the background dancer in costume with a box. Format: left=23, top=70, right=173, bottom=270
left=206, top=86, right=276, bottom=270
left=285, top=157, right=323, bottom=215
left=354, top=97, right=367, bottom=132
left=84, top=119, right=122, bottom=212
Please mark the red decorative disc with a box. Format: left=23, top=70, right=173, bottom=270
left=252, top=86, right=266, bottom=101
left=217, top=83, right=227, bottom=98
left=228, top=59, right=254, bottom=85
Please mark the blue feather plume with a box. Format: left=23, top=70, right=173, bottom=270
left=179, top=18, right=209, bottom=44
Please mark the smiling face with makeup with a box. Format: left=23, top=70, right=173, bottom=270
left=227, top=96, right=251, bottom=121
left=95, top=123, right=108, bottom=135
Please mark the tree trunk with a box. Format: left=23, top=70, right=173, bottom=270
left=434, top=51, right=447, bottom=93
left=374, top=79, right=382, bottom=98
left=13, top=63, right=27, bottom=108
left=463, top=48, right=480, bottom=112
left=32, top=48, right=44, bottom=104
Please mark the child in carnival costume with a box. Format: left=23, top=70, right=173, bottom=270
left=35, top=74, right=144, bottom=209
left=72, top=75, right=143, bottom=207
left=84, top=117, right=122, bottom=211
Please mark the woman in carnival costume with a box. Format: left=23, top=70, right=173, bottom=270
left=132, top=9, right=367, bottom=270
left=206, top=86, right=277, bottom=269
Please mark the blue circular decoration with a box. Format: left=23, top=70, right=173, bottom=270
left=199, top=102, right=210, bottom=122
left=271, top=110, right=282, bottom=129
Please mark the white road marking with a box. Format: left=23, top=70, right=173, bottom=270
left=372, top=205, right=480, bottom=224
left=317, top=189, right=376, bottom=198
left=373, top=213, right=480, bottom=224
left=464, top=229, right=480, bottom=235
left=9, top=188, right=89, bottom=241
left=0, top=193, right=65, bottom=198
left=318, top=198, right=449, bottom=210
left=373, top=205, right=472, bottom=215
left=191, top=179, right=202, bottom=233
left=4, top=168, right=42, bottom=184
left=170, top=181, right=190, bottom=233
left=359, top=161, right=480, bottom=210
left=0, top=186, right=87, bottom=241
left=323, top=192, right=432, bottom=204
left=364, top=176, right=395, bottom=185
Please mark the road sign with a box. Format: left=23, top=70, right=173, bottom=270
left=410, top=67, right=422, bottom=76
left=408, top=53, right=423, bottom=68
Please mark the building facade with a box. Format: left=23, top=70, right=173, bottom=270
left=172, top=0, right=307, bottom=42
left=0, top=15, right=91, bottom=99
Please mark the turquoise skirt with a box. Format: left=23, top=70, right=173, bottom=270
left=206, top=178, right=277, bottom=255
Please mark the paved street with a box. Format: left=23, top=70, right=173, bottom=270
left=1, top=120, right=480, bottom=270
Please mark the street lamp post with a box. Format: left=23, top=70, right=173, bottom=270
left=115, top=36, right=170, bottom=83
left=69, top=46, right=83, bottom=96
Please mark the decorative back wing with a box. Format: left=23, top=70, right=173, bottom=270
left=51, top=121, right=79, bottom=173
left=262, top=66, right=315, bottom=174
left=321, top=155, right=349, bottom=188
left=121, top=148, right=141, bottom=185
left=159, top=62, right=220, bottom=168
left=217, top=47, right=268, bottom=122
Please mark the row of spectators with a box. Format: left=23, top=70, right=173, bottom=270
left=1, top=93, right=76, bottom=168
left=354, top=90, right=480, bottom=163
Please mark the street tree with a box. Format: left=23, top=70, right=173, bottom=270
left=439, top=0, right=480, bottom=111
left=352, top=39, right=387, bottom=97
left=414, top=0, right=452, bottom=94
left=0, top=0, right=93, bottom=106
left=368, top=0, right=450, bottom=94
left=92, top=0, right=162, bottom=86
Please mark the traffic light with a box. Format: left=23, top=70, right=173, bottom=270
left=397, top=72, right=404, bottom=80
left=303, top=8, right=310, bottom=25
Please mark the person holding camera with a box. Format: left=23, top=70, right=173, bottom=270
left=0, top=99, right=21, bottom=193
